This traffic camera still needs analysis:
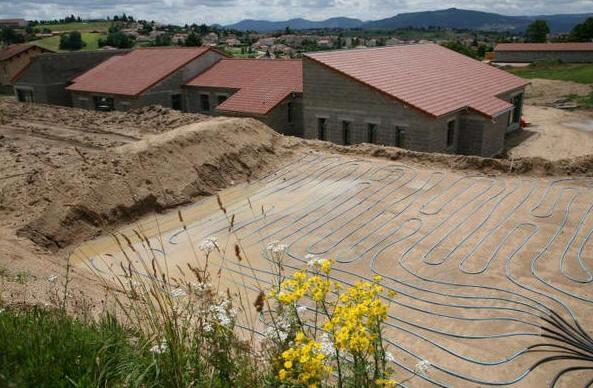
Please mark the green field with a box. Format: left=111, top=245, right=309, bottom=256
left=33, top=32, right=105, bottom=52
left=508, top=62, right=593, bottom=84
left=32, top=21, right=111, bottom=32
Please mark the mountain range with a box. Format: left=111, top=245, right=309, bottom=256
left=225, top=8, right=593, bottom=33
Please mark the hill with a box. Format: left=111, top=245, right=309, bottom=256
left=363, top=8, right=593, bottom=33
left=226, top=8, right=593, bottom=33
left=226, top=17, right=363, bottom=32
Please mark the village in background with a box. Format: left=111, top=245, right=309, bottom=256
left=0, top=9, right=591, bottom=60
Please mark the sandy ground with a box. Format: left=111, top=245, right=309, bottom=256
left=507, top=105, right=593, bottom=161
left=76, top=154, right=593, bottom=387
left=2, top=97, right=593, bottom=386
left=523, top=79, right=593, bottom=107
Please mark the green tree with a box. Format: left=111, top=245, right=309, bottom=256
left=525, top=20, right=550, bottom=43
left=59, top=31, right=85, bottom=50
left=152, top=33, right=172, bottom=46
left=1, top=27, right=25, bottom=45
left=98, top=31, right=135, bottom=48
left=570, top=17, right=593, bottom=42
left=184, top=32, right=201, bottom=47
left=441, top=41, right=478, bottom=59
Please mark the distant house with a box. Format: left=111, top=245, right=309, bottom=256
left=13, top=50, right=130, bottom=105
left=67, top=47, right=226, bottom=112
left=172, top=33, right=188, bottom=45
left=303, top=44, right=529, bottom=157
left=184, top=59, right=303, bottom=136
left=202, top=32, right=219, bottom=46
left=1, top=44, right=52, bottom=93
left=225, top=38, right=241, bottom=47
left=494, top=43, right=593, bottom=63
left=0, top=18, right=26, bottom=28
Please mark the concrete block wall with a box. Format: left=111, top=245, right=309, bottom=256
left=303, top=57, right=462, bottom=154
left=72, top=50, right=224, bottom=112
left=13, top=50, right=130, bottom=106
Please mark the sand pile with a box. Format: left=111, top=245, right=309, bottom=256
left=13, top=118, right=288, bottom=250
left=0, top=98, right=209, bottom=135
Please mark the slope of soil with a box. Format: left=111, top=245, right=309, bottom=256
left=10, top=118, right=287, bottom=250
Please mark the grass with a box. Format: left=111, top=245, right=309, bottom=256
left=33, top=32, right=106, bottom=52
left=32, top=21, right=111, bottom=33
left=507, top=61, right=593, bottom=84
left=0, top=307, right=153, bottom=387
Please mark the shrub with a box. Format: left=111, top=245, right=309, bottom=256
left=59, top=31, right=85, bottom=50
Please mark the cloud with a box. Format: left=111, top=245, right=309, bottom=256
left=0, top=0, right=591, bottom=25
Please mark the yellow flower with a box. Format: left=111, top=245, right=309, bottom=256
left=376, top=378, right=397, bottom=387
left=374, top=275, right=383, bottom=282
left=277, top=332, right=332, bottom=386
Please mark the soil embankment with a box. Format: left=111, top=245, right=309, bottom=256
left=10, top=117, right=287, bottom=250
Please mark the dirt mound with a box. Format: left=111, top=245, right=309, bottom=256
left=524, top=79, right=593, bottom=106
left=291, top=138, right=593, bottom=177
left=15, top=118, right=289, bottom=250
left=0, top=97, right=208, bottom=135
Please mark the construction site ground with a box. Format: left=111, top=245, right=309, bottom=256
left=1, top=85, right=593, bottom=386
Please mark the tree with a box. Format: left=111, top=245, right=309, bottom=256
left=525, top=20, right=550, bottom=43
left=570, top=17, right=593, bottom=42
left=185, top=32, right=201, bottom=47
left=441, top=41, right=478, bottom=59
left=1, top=27, right=25, bottom=45
left=59, top=31, right=85, bottom=50
left=99, top=31, right=135, bottom=48
left=152, top=34, right=172, bottom=46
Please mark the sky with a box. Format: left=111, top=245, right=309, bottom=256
left=1, top=0, right=592, bottom=26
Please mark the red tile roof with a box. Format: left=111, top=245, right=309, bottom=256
left=495, top=43, right=593, bottom=52
left=66, top=47, right=213, bottom=96
left=185, top=58, right=302, bottom=115
left=305, top=44, right=529, bottom=118
left=0, top=44, right=44, bottom=62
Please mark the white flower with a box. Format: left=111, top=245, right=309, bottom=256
left=150, top=341, right=168, bottom=354
left=264, top=315, right=291, bottom=342
left=209, top=300, right=235, bottom=328
left=199, top=236, right=218, bottom=254
left=203, top=321, right=214, bottom=333
left=414, top=360, right=431, bottom=374
left=0, top=308, right=4, bottom=314
left=47, top=275, right=58, bottom=283
left=171, top=287, right=187, bottom=298
left=306, top=255, right=329, bottom=270
left=191, top=281, right=212, bottom=294
left=266, top=240, right=288, bottom=255
left=319, top=333, right=336, bottom=357
left=385, top=351, right=396, bottom=363
left=296, top=305, right=308, bottom=315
